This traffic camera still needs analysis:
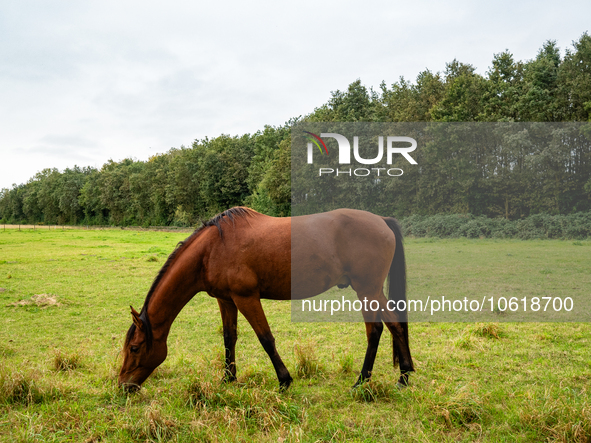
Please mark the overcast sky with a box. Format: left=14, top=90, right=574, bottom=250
left=1, top=0, right=590, bottom=189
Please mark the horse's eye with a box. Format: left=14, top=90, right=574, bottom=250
left=130, top=346, right=139, bottom=354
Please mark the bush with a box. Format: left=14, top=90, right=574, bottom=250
left=400, top=211, right=591, bottom=239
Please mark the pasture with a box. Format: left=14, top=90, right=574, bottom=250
left=0, top=228, right=590, bottom=442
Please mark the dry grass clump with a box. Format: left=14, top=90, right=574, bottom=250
left=186, top=380, right=217, bottom=408
left=455, top=322, right=503, bottom=349
left=10, top=293, right=61, bottom=308
left=126, top=400, right=177, bottom=441
left=520, top=394, right=591, bottom=442
left=182, top=375, right=302, bottom=432
left=468, top=322, right=502, bottom=339
left=0, top=370, right=45, bottom=405
left=53, top=349, right=84, bottom=372
left=435, top=388, right=484, bottom=427
left=143, top=401, right=177, bottom=441
left=454, top=334, right=483, bottom=350
left=294, top=341, right=324, bottom=379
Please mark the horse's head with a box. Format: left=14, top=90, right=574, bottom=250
left=118, top=306, right=167, bottom=391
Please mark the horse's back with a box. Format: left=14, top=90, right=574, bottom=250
left=203, top=208, right=396, bottom=301
left=203, top=211, right=292, bottom=300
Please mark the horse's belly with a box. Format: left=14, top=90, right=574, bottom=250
left=290, top=209, right=395, bottom=300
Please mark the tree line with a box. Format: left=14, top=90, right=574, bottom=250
left=1, top=34, right=591, bottom=225
left=0, top=128, right=291, bottom=226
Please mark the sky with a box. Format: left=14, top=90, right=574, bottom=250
left=1, top=0, right=590, bottom=189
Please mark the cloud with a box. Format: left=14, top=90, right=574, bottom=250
left=1, top=0, right=590, bottom=189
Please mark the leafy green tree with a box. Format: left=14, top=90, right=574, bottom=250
left=248, top=138, right=291, bottom=216
left=0, top=185, right=25, bottom=222
left=431, top=61, right=487, bottom=122
left=557, top=32, right=591, bottom=121
left=517, top=41, right=562, bottom=121
left=309, top=80, right=380, bottom=122
left=480, top=51, right=524, bottom=121
left=164, top=146, right=205, bottom=226
left=380, top=70, right=445, bottom=122
left=58, top=166, right=91, bottom=224
left=35, top=169, right=62, bottom=224
left=195, top=134, right=255, bottom=216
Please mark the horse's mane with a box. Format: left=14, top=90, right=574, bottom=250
left=203, top=206, right=254, bottom=239
left=125, top=207, right=257, bottom=349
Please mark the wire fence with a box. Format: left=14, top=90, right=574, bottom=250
left=1, top=224, right=195, bottom=233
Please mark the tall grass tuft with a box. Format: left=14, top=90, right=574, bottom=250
left=53, top=349, right=83, bottom=372
left=143, top=401, right=176, bottom=441
left=455, top=322, right=503, bottom=348
left=0, top=370, right=45, bottom=405
left=339, top=353, right=355, bottom=374
left=520, top=392, right=591, bottom=442
left=294, top=341, right=323, bottom=379
left=435, top=388, right=484, bottom=427
left=183, top=377, right=303, bottom=432
left=350, top=380, right=394, bottom=402
left=468, top=322, right=502, bottom=339
left=186, top=380, right=216, bottom=408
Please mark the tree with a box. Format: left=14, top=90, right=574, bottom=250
left=431, top=60, right=487, bottom=122
left=517, top=41, right=562, bottom=121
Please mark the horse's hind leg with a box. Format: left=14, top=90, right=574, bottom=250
left=230, top=294, right=293, bottom=390
left=355, top=291, right=414, bottom=387
left=383, top=318, right=414, bottom=386
left=354, top=308, right=383, bottom=387
left=218, top=299, right=238, bottom=382
left=372, top=295, right=414, bottom=386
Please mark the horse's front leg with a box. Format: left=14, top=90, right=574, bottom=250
left=231, top=293, right=293, bottom=390
left=217, top=298, right=238, bottom=382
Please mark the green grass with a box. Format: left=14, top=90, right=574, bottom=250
left=0, top=229, right=590, bottom=442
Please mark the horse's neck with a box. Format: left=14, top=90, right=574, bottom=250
left=146, top=240, right=205, bottom=339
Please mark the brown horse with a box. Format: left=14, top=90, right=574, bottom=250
left=119, top=207, right=414, bottom=391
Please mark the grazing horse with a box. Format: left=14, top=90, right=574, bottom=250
left=119, top=207, right=414, bottom=391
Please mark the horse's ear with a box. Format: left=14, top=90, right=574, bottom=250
left=130, top=305, right=143, bottom=331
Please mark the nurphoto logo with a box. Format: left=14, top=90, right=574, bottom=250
left=303, top=131, right=418, bottom=177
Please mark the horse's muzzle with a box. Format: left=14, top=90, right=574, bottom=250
left=119, top=381, right=141, bottom=393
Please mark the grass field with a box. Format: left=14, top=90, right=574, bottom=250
left=0, top=228, right=590, bottom=442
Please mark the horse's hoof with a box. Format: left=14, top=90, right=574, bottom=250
left=353, top=374, right=370, bottom=389
left=396, top=381, right=407, bottom=389
left=222, top=374, right=237, bottom=383
left=397, top=372, right=410, bottom=387
left=279, top=377, right=293, bottom=391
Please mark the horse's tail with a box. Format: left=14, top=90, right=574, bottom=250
left=383, top=217, right=412, bottom=369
